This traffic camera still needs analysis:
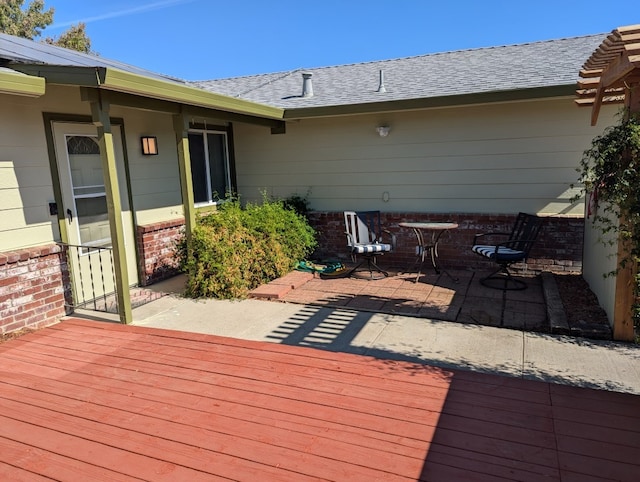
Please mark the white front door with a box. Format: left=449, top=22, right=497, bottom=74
left=53, top=122, right=137, bottom=306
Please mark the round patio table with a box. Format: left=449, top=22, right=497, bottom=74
left=399, top=222, right=459, bottom=283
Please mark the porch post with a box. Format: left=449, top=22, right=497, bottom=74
left=85, top=89, right=133, bottom=324
left=613, top=82, right=640, bottom=341
left=173, top=114, right=195, bottom=243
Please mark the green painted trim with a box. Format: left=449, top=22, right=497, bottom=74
left=283, top=85, right=577, bottom=119
left=95, top=90, right=286, bottom=131
left=101, top=68, right=284, bottom=119
left=18, top=63, right=575, bottom=122
left=42, top=113, right=69, bottom=244
left=14, top=63, right=285, bottom=123
left=114, top=120, right=141, bottom=287
left=42, top=113, right=128, bottom=245
left=13, top=64, right=104, bottom=86
left=0, top=68, right=45, bottom=97
left=84, top=91, right=133, bottom=324
left=173, top=114, right=196, bottom=243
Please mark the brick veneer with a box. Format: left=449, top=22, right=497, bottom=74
left=308, top=212, right=584, bottom=274
left=136, top=218, right=185, bottom=286
left=0, top=243, right=69, bottom=334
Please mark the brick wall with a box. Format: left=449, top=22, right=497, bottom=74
left=136, top=218, right=185, bottom=286
left=308, top=212, right=584, bottom=274
left=0, top=244, right=69, bottom=334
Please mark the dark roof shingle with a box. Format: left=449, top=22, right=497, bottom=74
left=192, top=34, right=606, bottom=109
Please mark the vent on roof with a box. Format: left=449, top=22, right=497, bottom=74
left=377, top=70, right=386, bottom=93
left=301, top=72, right=313, bottom=97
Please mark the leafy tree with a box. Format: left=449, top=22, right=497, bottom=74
left=0, top=0, right=53, bottom=39
left=0, top=0, right=93, bottom=53
left=44, top=22, right=91, bottom=53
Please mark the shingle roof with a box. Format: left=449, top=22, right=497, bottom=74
left=192, top=34, right=606, bottom=110
left=0, top=32, right=183, bottom=84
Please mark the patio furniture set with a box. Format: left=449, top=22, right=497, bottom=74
left=344, top=210, right=543, bottom=290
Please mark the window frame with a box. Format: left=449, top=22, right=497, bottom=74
left=188, top=124, right=235, bottom=208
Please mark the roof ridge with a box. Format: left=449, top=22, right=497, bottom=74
left=234, top=68, right=303, bottom=97
left=195, top=33, right=606, bottom=84
left=294, top=33, right=609, bottom=73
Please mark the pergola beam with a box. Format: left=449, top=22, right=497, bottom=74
left=575, top=24, right=640, bottom=125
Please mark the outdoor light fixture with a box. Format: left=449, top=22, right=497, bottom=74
left=376, top=125, right=390, bottom=137
left=141, top=136, right=158, bottom=155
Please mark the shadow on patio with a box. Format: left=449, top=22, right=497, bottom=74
left=254, top=268, right=549, bottom=332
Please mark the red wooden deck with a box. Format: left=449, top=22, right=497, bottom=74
left=0, top=318, right=638, bottom=481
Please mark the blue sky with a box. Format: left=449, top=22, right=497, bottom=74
left=43, top=0, right=638, bottom=81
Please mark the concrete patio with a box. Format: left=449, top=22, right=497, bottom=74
left=127, top=273, right=640, bottom=395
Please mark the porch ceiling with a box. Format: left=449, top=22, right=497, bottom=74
left=575, top=24, right=640, bottom=125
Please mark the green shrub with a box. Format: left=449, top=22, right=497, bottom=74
left=176, top=197, right=316, bottom=299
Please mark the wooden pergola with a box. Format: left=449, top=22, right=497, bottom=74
left=575, top=24, right=640, bottom=341
left=576, top=24, right=640, bottom=125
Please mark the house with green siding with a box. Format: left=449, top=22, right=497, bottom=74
left=0, top=29, right=618, bottom=333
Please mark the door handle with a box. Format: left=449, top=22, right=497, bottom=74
left=66, top=208, right=73, bottom=222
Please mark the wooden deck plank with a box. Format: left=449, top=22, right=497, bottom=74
left=1, top=347, right=439, bottom=446
left=426, top=444, right=560, bottom=480
left=0, top=457, right=63, bottom=482
left=0, top=354, right=429, bottom=453
left=0, top=414, right=223, bottom=481
left=47, top=321, right=458, bottom=393
left=0, top=438, right=145, bottom=481
left=10, top=330, right=450, bottom=417
left=0, top=382, right=425, bottom=480
left=1, top=319, right=638, bottom=481
left=551, top=404, right=640, bottom=431
left=25, top=322, right=553, bottom=415
left=5, top=332, right=559, bottom=460
left=554, top=419, right=640, bottom=448
left=0, top=367, right=426, bottom=456
left=557, top=452, right=638, bottom=482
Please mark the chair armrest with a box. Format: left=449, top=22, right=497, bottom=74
left=345, top=230, right=356, bottom=246
left=380, top=229, right=397, bottom=250
left=496, top=238, right=538, bottom=250
left=473, top=231, right=510, bottom=245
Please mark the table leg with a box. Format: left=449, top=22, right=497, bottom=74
left=406, top=228, right=458, bottom=283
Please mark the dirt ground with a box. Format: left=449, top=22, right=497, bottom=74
left=553, top=273, right=609, bottom=325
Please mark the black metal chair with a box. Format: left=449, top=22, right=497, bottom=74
left=471, top=213, right=543, bottom=290
left=344, top=211, right=396, bottom=279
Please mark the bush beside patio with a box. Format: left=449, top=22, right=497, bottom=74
left=176, top=198, right=317, bottom=299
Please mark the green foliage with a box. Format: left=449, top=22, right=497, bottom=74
left=0, top=0, right=52, bottom=38
left=44, top=22, right=92, bottom=53
left=176, top=197, right=317, bottom=299
left=0, top=0, right=93, bottom=53
left=282, top=191, right=310, bottom=218
left=576, top=111, right=640, bottom=329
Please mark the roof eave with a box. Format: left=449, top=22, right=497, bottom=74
left=10, top=64, right=285, bottom=120
left=282, top=85, right=577, bottom=119
left=0, top=67, right=45, bottom=97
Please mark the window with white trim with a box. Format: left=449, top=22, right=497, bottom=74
left=188, top=129, right=232, bottom=205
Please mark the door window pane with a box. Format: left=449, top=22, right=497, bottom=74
left=67, top=135, right=111, bottom=248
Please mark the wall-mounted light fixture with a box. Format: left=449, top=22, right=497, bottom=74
left=376, top=125, right=390, bottom=137
left=141, top=136, right=158, bottom=155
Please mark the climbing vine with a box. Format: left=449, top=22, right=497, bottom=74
left=576, top=110, right=640, bottom=331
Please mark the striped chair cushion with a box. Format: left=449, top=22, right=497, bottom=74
left=472, top=244, right=525, bottom=261
left=352, top=243, right=392, bottom=254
